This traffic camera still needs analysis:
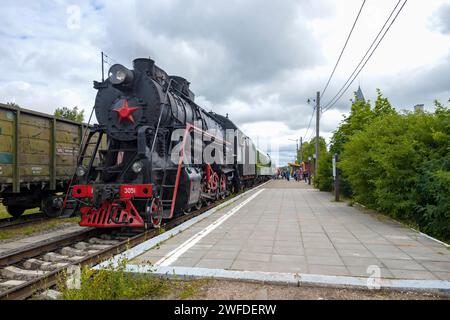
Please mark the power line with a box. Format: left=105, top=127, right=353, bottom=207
left=322, top=0, right=402, bottom=112
left=322, top=0, right=408, bottom=113
left=303, top=105, right=316, bottom=141
left=320, top=0, right=366, bottom=100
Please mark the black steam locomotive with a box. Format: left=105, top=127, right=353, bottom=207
left=64, top=58, right=274, bottom=228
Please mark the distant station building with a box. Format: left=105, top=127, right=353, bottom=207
left=414, top=104, right=425, bottom=112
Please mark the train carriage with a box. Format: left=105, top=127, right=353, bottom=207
left=0, top=103, right=100, bottom=217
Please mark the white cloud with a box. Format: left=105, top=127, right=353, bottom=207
left=0, top=0, right=449, bottom=166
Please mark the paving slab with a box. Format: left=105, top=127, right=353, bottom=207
left=108, top=180, right=450, bottom=291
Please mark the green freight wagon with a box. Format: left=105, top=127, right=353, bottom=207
left=0, top=103, right=89, bottom=217
left=256, top=148, right=276, bottom=178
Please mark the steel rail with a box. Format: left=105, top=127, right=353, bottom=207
left=0, top=182, right=266, bottom=300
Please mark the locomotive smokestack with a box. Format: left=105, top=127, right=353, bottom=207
left=133, top=58, right=155, bottom=73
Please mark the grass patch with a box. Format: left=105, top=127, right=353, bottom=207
left=0, top=204, right=40, bottom=219
left=58, top=261, right=170, bottom=300
left=0, top=217, right=79, bottom=241
left=57, top=260, right=210, bottom=300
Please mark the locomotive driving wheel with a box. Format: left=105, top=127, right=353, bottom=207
left=148, top=198, right=162, bottom=229
left=219, top=174, right=227, bottom=199
left=151, top=216, right=162, bottom=228
left=210, top=173, right=220, bottom=201
left=209, top=173, right=219, bottom=192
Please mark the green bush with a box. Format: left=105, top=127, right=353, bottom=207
left=314, top=151, right=334, bottom=191
left=416, top=158, right=450, bottom=237
left=302, top=92, right=449, bottom=241
left=339, top=102, right=450, bottom=241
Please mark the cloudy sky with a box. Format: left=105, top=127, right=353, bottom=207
left=1, top=0, right=449, bottom=166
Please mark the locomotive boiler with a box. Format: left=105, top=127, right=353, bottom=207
left=64, top=58, right=275, bottom=228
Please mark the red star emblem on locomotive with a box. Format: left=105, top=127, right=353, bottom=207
left=113, top=99, right=139, bottom=124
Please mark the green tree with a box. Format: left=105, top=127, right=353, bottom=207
left=373, top=89, right=396, bottom=117
left=298, top=137, right=330, bottom=190
left=299, top=137, right=327, bottom=164
left=415, top=100, right=450, bottom=238
left=327, top=89, right=397, bottom=197
left=54, top=106, right=84, bottom=122
left=330, top=94, right=373, bottom=155
left=327, top=93, right=374, bottom=197
left=315, top=150, right=333, bottom=191
left=312, top=89, right=449, bottom=240
left=339, top=101, right=450, bottom=240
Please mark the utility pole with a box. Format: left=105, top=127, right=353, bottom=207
left=315, top=91, right=320, bottom=176
left=289, top=139, right=299, bottom=164
left=299, top=137, right=303, bottom=163
left=101, top=51, right=105, bottom=82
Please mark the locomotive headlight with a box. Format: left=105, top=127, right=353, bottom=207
left=108, top=64, right=134, bottom=85
left=76, top=166, right=87, bottom=177
left=115, top=70, right=126, bottom=82
left=132, top=161, right=143, bottom=173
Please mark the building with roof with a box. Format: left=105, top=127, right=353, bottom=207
left=354, top=85, right=365, bottom=102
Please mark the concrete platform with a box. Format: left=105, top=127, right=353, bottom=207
left=99, top=180, right=450, bottom=292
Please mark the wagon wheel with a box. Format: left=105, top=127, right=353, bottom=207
left=6, top=206, right=25, bottom=218
left=42, top=195, right=63, bottom=218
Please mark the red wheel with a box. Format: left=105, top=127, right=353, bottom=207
left=220, top=174, right=227, bottom=199
left=151, top=216, right=162, bottom=228
left=149, top=199, right=162, bottom=228
left=209, top=173, right=219, bottom=191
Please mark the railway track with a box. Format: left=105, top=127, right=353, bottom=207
left=0, top=188, right=256, bottom=300
left=0, top=212, right=48, bottom=230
